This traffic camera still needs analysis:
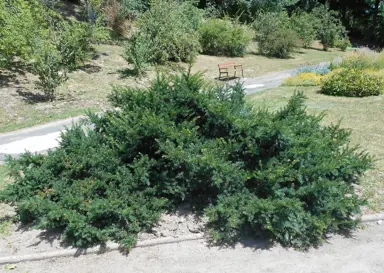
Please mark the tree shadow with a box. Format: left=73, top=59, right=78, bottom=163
left=15, top=90, right=51, bottom=104
left=214, top=76, right=241, bottom=82
left=14, top=90, right=70, bottom=104
left=0, top=62, right=28, bottom=88
left=79, top=64, right=102, bottom=74
left=117, top=68, right=140, bottom=78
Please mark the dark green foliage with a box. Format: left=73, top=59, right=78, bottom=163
left=198, top=18, right=253, bottom=57
left=312, top=4, right=346, bottom=51
left=290, top=10, right=316, bottom=48
left=321, top=69, right=384, bottom=97
left=0, top=72, right=372, bottom=249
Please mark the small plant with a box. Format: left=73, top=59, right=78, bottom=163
left=253, top=12, right=298, bottom=58
left=284, top=72, right=323, bottom=86
left=32, top=40, right=67, bottom=100
left=199, top=18, right=253, bottom=57
left=124, top=34, right=152, bottom=75
left=335, top=36, right=352, bottom=52
left=321, top=69, right=384, bottom=97
left=293, top=64, right=331, bottom=75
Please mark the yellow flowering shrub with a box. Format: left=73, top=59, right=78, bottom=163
left=283, top=72, right=324, bottom=86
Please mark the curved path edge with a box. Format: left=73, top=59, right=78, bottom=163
left=1, top=212, right=384, bottom=266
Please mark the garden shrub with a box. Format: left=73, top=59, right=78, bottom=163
left=290, top=10, right=316, bottom=48
left=0, top=71, right=373, bottom=249
left=198, top=18, right=253, bottom=57
left=284, top=72, right=323, bottom=86
left=253, top=12, right=298, bottom=58
left=126, top=0, right=203, bottom=72
left=0, top=0, right=94, bottom=98
left=321, top=69, right=384, bottom=97
left=330, top=51, right=384, bottom=71
left=293, top=64, right=331, bottom=76
left=32, top=39, right=68, bottom=99
left=312, top=5, right=346, bottom=51
left=55, top=21, right=94, bottom=72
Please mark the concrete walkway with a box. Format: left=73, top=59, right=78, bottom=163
left=0, top=70, right=293, bottom=163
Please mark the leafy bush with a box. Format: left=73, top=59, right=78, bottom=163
left=55, top=21, right=94, bottom=71
left=312, top=5, right=346, bottom=51
left=253, top=12, right=298, bottom=58
left=335, top=36, right=352, bottom=52
left=290, top=10, right=316, bottom=48
left=32, top=40, right=67, bottom=99
left=0, top=71, right=372, bottom=249
left=284, top=72, right=323, bottom=86
left=199, top=19, right=252, bottom=57
left=330, top=51, right=384, bottom=71
left=126, top=0, right=203, bottom=72
left=293, top=64, right=331, bottom=76
left=0, top=0, right=52, bottom=66
left=321, top=69, right=384, bottom=97
left=0, top=0, right=94, bottom=98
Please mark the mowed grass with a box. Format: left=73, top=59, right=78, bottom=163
left=0, top=43, right=347, bottom=133
left=191, top=42, right=348, bottom=80
left=247, top=86, right=384, bottom=211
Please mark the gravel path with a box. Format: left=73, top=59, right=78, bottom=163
left=4, top=223, right=384, bottom=273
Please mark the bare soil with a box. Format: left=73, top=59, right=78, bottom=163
left=2, top=221, right=384, bottom=273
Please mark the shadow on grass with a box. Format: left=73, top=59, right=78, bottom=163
left=214, top=76, right=241, bottom=82
left=15, top=90, right=70, bottom=104
left=0, top=62, right=28, bottom=88
left=118, top=68, right=140, bottom=79
left=79, top=64, right=102, bottom=74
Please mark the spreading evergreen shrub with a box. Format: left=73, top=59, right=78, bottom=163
left=198, top=19, right=253, bottom=57
left=321, top=69, right=384, bottom=97
left=0, top=72, right=372, bottom=249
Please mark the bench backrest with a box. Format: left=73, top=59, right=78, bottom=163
left=218, top=61, right=236, bottom=68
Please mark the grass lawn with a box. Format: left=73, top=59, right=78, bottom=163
left=191, top=42, right=348, bottom=80
left=247, top=86, right=384, bottom=212
left=0, top=43, right=347, bottom=133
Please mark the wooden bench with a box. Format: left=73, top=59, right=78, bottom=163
left=218, top=62, right=244, bottom=80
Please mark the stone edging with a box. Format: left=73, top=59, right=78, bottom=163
left=0, top=234, right=204, bottom=265
left=1, top=212, right=384, bottom=265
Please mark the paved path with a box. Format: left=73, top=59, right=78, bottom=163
left=9, top=223, right=384, bottom=273
left=0, top=69, right=294, bottom=164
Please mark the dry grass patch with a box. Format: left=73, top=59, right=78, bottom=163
left=0, top=44, right=154, bottom=133
left=190, top=42, right=348, bottom=80
left=248, top=86, right=384, bottom=212
left=0, top=42, right=347, bottom=133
